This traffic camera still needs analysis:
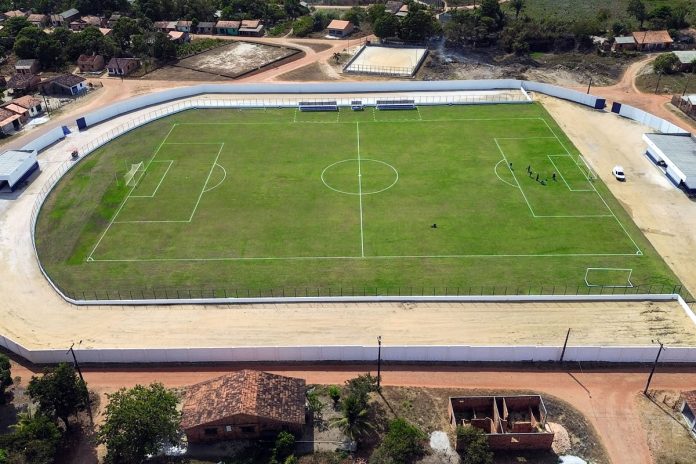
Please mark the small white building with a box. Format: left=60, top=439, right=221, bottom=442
left=326, top=20, right=354, bottom=38
left=0, top=149, right=38, bottom=191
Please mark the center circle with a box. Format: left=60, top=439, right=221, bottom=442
left=321, top=159, right=399, bottom=195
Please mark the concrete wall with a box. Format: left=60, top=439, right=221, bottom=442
left=20, top=125, right=65, bottom=152
left=613, top=102, right=689, bottom=134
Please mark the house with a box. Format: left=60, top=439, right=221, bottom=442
left=385, top=1, right=403, bottom=15
left=680, top=390, right=696, bottom=436
left=4, top=103, right=29, bottom=123
left=27, top=13, right=48, bottom=28
left=180, top=370, right=306, bottom=443
left=15, top=59, right=40, bottom=75
left=633, top=30, right=673, bottom=51
left=153, top=21, right=176, bottom=33
left=106, top=57, right=140, bottom=76
left=215, top=20, right=240, bottom=36
left=612, top=35, right=636, bottom=52
left=176, top=20, right=192, bottom=33
left=77, top=54, right=105, bottom=73
left=70, top=15, right=104, bottom=31
left=674, top=51, right=696, bottom=72
left=0, top=107, right=22, bottom=134
left=57, top=8, right=80, bottom=26
left=238, top=19, right=264, bottom=37
left=107, top=13, right=121, bottom=28
left=672, top=93, right=696, bottom=119
left=6, top=73, right=40, bottom=96
left=449, top=395, right=554, bottom=451
left=99, top=28, right=112, bottom=37
left=196, top=21, right=215, bottom=34
left=44, top=74, right=87, bottom=96
left=49, top=15, right=62, bottom=27
left=11, top=95, right=43, bottom=117
left=4, top=10, right=28, bottom=19
left=168, top=31, right=189, bottom=44
left=326, top=20, right=354, bottom=38
left=395, top=4, right=409, bottom=18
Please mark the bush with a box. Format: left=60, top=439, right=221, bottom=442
left=328, top=385, right=341, bottom=407
left=292, top=16, right=314, bottom=37
left=306, top=388, right=323, bottom=418
left=456, top=426, right=493, bottom=464
left=345, top=373, right=379, bottom=401
left=653, top=52, right=679, bottom=74
left=0, top=354, right=11, bottom=405
left=372, top=418, right=427, bottom=464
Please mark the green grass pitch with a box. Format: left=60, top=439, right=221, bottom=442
left=35, top=103, right=683, bottom=299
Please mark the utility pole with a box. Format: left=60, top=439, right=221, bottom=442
left=560, top=328, right=571, bottom=363
left=655, top=71, right=663, bottom=94
left=586, top=77, right=593, bottom=94
left=644, top=339, right=665, bottom=396
left=376, top=335, right=382, bottom=389
left=67, top=341, right=93, bottom=424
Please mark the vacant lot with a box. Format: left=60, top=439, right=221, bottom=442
left=145, top=41, right=300, bottom=80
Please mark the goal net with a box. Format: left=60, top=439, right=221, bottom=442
left=575, top=155, right=597, bottom=181
left=584, top=268, right=634, bottom=288
left=124, top=162, right=144, bottom=187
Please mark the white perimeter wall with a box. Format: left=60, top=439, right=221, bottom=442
left=618, top=103, right=689, bottom=134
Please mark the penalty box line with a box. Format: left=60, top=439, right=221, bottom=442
left=87, top=124, right=178, bottom=261
left=129, top=160, right=174, bottom=198
left=539, top=118, right=643, bottom=255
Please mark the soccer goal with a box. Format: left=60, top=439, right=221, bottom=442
left=124, top=162, right=144, bottom=187
left=575, top=155, right=597, bottom=181
left=584, top=268, right=634, bottom=288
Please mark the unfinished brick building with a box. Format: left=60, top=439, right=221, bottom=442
left=449, top=395, right=554, bottom=451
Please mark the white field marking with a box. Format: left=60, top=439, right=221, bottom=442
left=372, top=107, right=376, bottom=122
left=321, top=159, right=399, bottom=195
left=87, top=124, right=177, bottom=260
left=495, top=136, right=556, bottom=140
left=356, top=122, right=365, bottom=258
left=493, top=138, right=536, bottom=217
left=540, top=118, right=643, bottom=254
left=188, top=143, right=225, bottom=222
left=202, top=163, right=227, bottom=193
left=176, top=117, right=547, bottom=126
left=293, top=107, right=298, bottom=123
left=493, top=159, right=519, bottom=188
left=89, top=251, right=644, bottom=263
left=416, top=106, right=423, bottom=120
left=336, top=110, right=340, bottom=123
left=130, top=160, right=174, bottom=198
left=547, top=155, right=594, bottom=192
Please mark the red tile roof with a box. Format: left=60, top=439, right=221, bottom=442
left=683, top=390, right=696, bottom=412
left=180, top=370, right=306, bottom=430
left=633, top=30, right=673, bottom=45
left=11, top=95, right=42, bottom=109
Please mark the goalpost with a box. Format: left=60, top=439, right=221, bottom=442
left=124, top=162, right=144, bottom=187
left=584, top=268, right=634, bottom=288
left=575, top=155, right=597, bottom=182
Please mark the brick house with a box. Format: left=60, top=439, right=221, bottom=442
left=15, top=59, right=40, bottom=75
left=326, top=20, right=354, bottom=38
left=106, top=57, right=140, bottom=76
left=77, top=54, right=105, bottom=73
left=4, top=10, right=28, bottom=19
left=239, top=19, right=264, bottom=37
left=7, top=73, right=41, bottom=96
left=70, top=15, right=104, bottom=31
left=633, top=30, right=673, bottom=51
left=181, top=370, right=306, bottom=443
left=612, top=36, right=636, bottom=52
left=27, top=13, right=48, bottom=28
left=0, top=107, right=23, bottom=134
left=51, top=8, right=79, bottom=27
left=196, top=21, right=215, bottom=34
left=44, top=74, right=86, bottom=95
left=449, top=395, right=554, bottom=451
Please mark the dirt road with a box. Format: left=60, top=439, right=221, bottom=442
left=9, top=359, right=696, bottom=464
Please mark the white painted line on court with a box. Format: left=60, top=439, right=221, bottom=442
left=356, top=122, right=365, bottom=258
left=130, top=160, right=174, bottom=198
left=189, top=143, right=224, bottom=222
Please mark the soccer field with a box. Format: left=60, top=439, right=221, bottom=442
left=36, top=103, right=683, bottom=299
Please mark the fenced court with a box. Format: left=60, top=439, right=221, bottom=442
left=35, top=103, right=683, bottom=300
left=344, top=44, right=428, bottom=76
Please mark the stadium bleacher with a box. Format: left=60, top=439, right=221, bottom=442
left=351, top=100, right=364, bottom=111
left=298, top=100, right=338, bottom=112
left=376, top=99, right=416, bottom=110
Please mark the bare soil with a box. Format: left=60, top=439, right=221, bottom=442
left=637, top=390, right=696, bottom=464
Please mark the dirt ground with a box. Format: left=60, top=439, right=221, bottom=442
left=638, top=389, right=696, bottom=464
left=7, top=360, right=696, bottom=464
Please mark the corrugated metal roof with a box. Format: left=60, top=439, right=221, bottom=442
left=645, top=133, right=696, bottom=188
left=614, top=36, right=635, bottom=44
left=674, top=50, right=696, bottom=64
left=0, top=150, right=34, bottom=176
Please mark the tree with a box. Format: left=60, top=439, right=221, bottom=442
left=270, top=430, right=295, bottom=464
left=27, top=363, right=88, bottom=429
left=509, top=0, right=525, bottom=20
left=331, top=392, right=374, bottom=443
left=98, top=383, right=180, bottom=464
left=367, top=3, right=387, bottom=25
left=0, top=354, right=11, bottom=405
left=343, top=6, right=366, bottom=27
left=345, top=373, right=379, bottom=401
left=456, top=426, right=493, bottom=464
left=399, top=9, right=439, bottom=42
left=112, top=17, right=143, bottom=51
left=153, top=32, right=177, bottom=61
left=4, top=413, right=63, bottom=464
left=373, top=418, right=427, bottom=464
left=0, top=16, right=31, bottom=38
left=292, top=16, right=314, bottom=37
left=328, top=384, right=341, bottom=407
left=284, top=0, right=307, bottom=20
left=653, top=52, right=679, bottom=75
left=374, top=12, right=400, bottom=39
left=479, top=0, right=505, bottom=31
left=627, top=0, right=648, bottom=29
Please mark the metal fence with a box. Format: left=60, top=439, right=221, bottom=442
left=58, top=283, right=688, bottom=302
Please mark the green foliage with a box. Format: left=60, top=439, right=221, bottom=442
left=98, top=383, right=180, bottom=464
left=153, top=32, right=177, bottom=61
left=373, top=14, right=400, bottom=39
left=371, top=418, right=427, bottom=464
left=175, top=38, right=225, bottom=58
left=269, top=430, right=296, bottom=464
left=2, top=413, right=63, bottom=464
left=284, top=455, right=299, bottom=464
left=343, top=6, right=366, bottom=27
left=345, top=373, right=379, bottom=401
left=331, top=384, right=375, bottom=444
left=292, top=15, right=314, bottom=37
left=0, top=448, right=6, bottom=464
left=328, top=384, right=341, bottom=406
left=0, top=354, right=11, bottom=405
left=653, top=52, right=679, bottom=74
left=400, top=8, right=440, bottom=42
left=509, top=0, right=526, bottom=19
left=27, top=363, right=88, bottom=428
left=306, top=388, right=323, bottom=419
left=627, top=0, right=648, bottom=28
left=367, top=3, right=388, bottom=25
left=0, top=17, right=31, bottom=38
left=456, top=426, right=493, bottom=464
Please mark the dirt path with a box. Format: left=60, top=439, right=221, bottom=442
left=576, top=54, right=696, bottom=132
left=10, top=360, right=695, bottom=464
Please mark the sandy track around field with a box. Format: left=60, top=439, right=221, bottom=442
left=0, top=93, right=695, bottom=351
